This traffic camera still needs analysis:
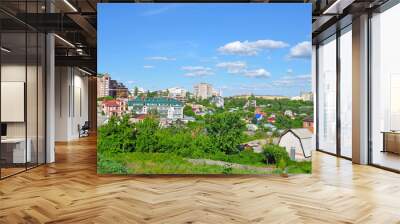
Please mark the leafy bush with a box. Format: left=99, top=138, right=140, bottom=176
left=183, top=105, right=195, bottom=117
left=262, top=145, right=290, bottom=166
left=205, top=112, right=245, bottom=154
left=135, top=118, right=159, bottom=152
left=155, top=128, right=193, bottom=154
left=98, top=115, right=135, bottom=153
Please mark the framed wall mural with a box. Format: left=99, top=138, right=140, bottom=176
left=97, top=3, right=313, bottom=175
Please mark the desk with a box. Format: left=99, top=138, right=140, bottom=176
left=1, top=138, right=31, bottom=163
left=382, top=131, right=400, bottom=154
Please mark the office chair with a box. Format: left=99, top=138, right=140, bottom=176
left=79, top=121, right=90, bottom=138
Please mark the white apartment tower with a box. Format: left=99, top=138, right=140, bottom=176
left=97, top=74, right=110, bottom=98
left=193, top=83, right=213, bottom=99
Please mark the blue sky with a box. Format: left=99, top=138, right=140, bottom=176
left=98, top=3, right=312, bottom=97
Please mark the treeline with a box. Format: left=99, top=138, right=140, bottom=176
left=224, top=97, right=313, bottom=116
left=98, top=113, right=311, bottom=173
left=98, top=112, right=247, bottom=157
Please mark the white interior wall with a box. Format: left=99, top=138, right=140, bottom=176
left=1, top=65, right=26, bottom=138
left=55, top=67, right=89, bottom=141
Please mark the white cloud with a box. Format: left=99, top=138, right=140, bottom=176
left=287, top=41, right=311, bottom=59
left=181, top=66, right=214, bottom=77
left=145, top=56, right=176, bottom=61
left=143, top=65, right=154, bottom=69
left=243, top=69, right=271, bottom=78
left=218, top=39, right=289, bottom=56
left=216, top=61, right=270, bottom=78
left=216, top=61, right=247, bottom=74
left=287, top=68, right=293, bottom=74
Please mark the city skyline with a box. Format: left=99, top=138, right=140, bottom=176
left=98, top=3, right=312, bottom=97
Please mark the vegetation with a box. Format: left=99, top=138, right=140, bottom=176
left=97, top=96, right=114, bottom=101
left=98, top=152, right=272, bottom=174
left=263, top=145, right=290, bottom=166
left=98, top=116, right=135, bottom=153
left=98, top=96, right=313, bottom=175
left=183, top=105, right=195, bottom=117
left=204, top=112, right=245, bottom=154
left=98, top=110, right=311, bottom=174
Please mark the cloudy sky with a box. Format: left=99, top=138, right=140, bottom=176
left=98, top=3, right=311, bottom=97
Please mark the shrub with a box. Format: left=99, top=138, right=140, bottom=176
left=98, top=115, right=135, bottom=153
left=205, top=112, right=246, bottom=154
left=262, top=145, right=290, bottom=166
left=135, top=118, right=159, bottom=152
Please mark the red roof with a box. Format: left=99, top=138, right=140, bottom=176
left=134, top=114, right=147, bottom=120
left=103, top=100, right=120, bottom=107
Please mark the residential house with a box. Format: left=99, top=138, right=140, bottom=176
left=128, top=97, right=184, bottom=120
left=278, top=128, right=313, bottom=161
left=210, top=96, right=224, bottom=108
left=101, top=99, right=126, bottom=117
left=303, top=116, right=314, bottom=132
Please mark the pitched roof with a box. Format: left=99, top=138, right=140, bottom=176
left=284, top=128, right=313, bottom=139
left=134, top=114, right=147, bottom=120
left=102, top=100, right=120, bottom=107
left=278, top=128, right=313, bottom=159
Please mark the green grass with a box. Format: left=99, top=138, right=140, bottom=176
left=195, top=150, right=267, bottom=167
left=286, top=161, right=312, bottom=174
left=98, top=152, right=276, bottom=175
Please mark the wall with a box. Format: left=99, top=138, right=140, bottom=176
left=55, top=67, right=89, bottom=141
left=1, top=64, right=44, bottom=140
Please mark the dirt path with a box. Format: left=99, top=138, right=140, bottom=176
left=185, top=158, right=275, bottom=172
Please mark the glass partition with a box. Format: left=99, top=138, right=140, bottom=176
left=0, top=1, right=46, bottom=179
left=1, top=31, right=28, bottom=177
left=317, top=35, right=337, bottom=154
left=339, top=26, right=352, bottom=158
left=27, top=31, right=38, bottom=169
left=371, top=3, right=400, bottom=171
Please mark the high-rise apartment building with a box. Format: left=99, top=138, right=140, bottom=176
left=193, top=83, right=213, bottom=99
left=168, top=87, right=187, bottom=100
left=109, top=80, right=129, bottom=98
left=97, top=74, right=110, bottom=98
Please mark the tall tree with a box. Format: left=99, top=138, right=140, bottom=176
left=205, top=112, right=245, bottom=154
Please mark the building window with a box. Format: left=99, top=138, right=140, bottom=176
left=317, top=35, right=337, bottom=154
left=339, top=26, right=352, bottom=158
left=370, top=3, right=400, bottom=171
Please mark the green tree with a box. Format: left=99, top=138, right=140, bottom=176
left=135, top=118, right=159, bottom=152
left=134, top=86, right=139, bottom=96
left=98, top=115, right=135, bottom=153
left=205, top=112, right=245, bottom=154
left=97, top=96, right=114, bottom=101
left=183, top=105, right=195, bottom=117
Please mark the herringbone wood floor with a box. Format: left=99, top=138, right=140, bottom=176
left=1, top=136, right=400, bottom=224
